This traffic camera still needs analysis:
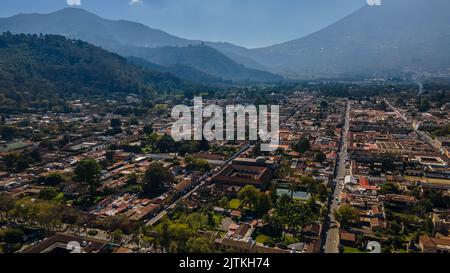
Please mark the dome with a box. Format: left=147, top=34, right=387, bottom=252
left=255, top=156, right=266, bottom=163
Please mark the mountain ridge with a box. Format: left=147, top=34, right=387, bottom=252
left=0, top=8, right=279, bottom=82
left=0, top=32, right=204, bottom=103
left=248, top=0, right=450, bottom=77
left=1, top=1, right=450, bottom=79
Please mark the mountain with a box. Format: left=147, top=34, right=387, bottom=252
left=127, top=44, right=282, bottom=82
left=203, top=41, right=269, bottom=71
left=0, top=7, right=191, bottom=49
left=127, top=56, right=229, bottom=85
left=2, top=1, right=448, bottom=80
left=249, top=0, right=450, bottom=78
left=0, top=8, right=278, bottom=82
left=0, top=33, right=201, bottom=101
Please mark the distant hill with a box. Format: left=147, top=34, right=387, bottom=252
left=127, top=56, right=229, bottom=86
left=0, top=33, right=200, bottom=99
left=127, top=44, right=282, bottom=82
left=0, top=8, right=278, bottom=82
left=0, top=7, right=191, bottom=49
left=2, top=1, right=448, bottom=80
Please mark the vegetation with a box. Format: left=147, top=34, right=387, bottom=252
left=292, top=137, right=311, bottom=153
left=74, top=158, right=101, bottom=199
left=237, top=185, right=272, bottom=217
left=334, top=205, right=360, bottom=229
left=0, top=33, right=207, bottom=113
left=185, top=157, right=210, bottom=172
left=142, top=162, right=174, bottom=197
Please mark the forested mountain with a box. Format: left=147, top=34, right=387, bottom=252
left=0, top=8, right=278, bottom=82
left=127, top=44, right=282, bottom=82
left=127, top=56, right=229, bottom=86
left=0, top=33, right=204, bottom=112
left=1, top=0, right=448, bottom=80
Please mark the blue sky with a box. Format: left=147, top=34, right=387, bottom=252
left=0, top=0, right=367, bottom=48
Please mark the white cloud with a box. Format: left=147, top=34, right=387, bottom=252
left=67, top=0, right=81, bottom=6
left=129, top=0, right=143, bottom=5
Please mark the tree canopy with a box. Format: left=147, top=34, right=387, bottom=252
left=142, top=162, right=174, bottom=197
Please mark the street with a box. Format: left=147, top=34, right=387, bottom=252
left=323, top=100, right=350, bottom=253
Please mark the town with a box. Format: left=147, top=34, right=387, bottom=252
left=0, top=83, right=448, bottom=254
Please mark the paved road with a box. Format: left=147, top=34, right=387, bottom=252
left=324, top=100, right=350, bottom=253
left=148, top=153, right=225, bottom=165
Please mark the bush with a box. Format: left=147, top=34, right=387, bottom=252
left=87, top=230, right=99, bottom=237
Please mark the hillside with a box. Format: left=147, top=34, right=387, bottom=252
left=128, top=44, right=282, bottom=82
left=0, top=33, right=199, bottom=100
left=127, top=56, right=229, bottom=86
left=0, top=7, right=191, bottom=49
left=0, top=8, right=276, bottom=82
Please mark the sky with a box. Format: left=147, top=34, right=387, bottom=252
left=0, top=0, right=367, bottom=48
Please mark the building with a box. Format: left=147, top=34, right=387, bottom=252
left=23, top=233, right=109, bottom=253
left=339, top=230, right=356, bottom=247
left=211, top=164, right=272, bottom=189
left=128, top=203, right=161, bottom=222
left=419, top=235, right=450, bottom=253
left=433, top=213, right=450, bottom=235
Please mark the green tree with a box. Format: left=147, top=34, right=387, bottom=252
left=42, top=173, right=65, bottom=186
left=142, top=162, right=174, bottom=197
left=0, top=125, right=18, bottom=141
left=238, top=185, right=260, bottom=210
left=255, top=193, right=272, bottom=217
left=218, top=196, right=229, bottom=208
left=143, top=124, right=154, bottom=135
left=0, top=193, right=15, bottom=220
left=186, top=237, right=214, bottom=253
left=15, top=158, right=29, bottom=172
left=110, top=118, right=122, bottom=128
left=185, top=213, right=208, bottom=231
left=292, top=137, right=310, bottom=153
left=29, top=148, right=41, bottom=162
left=4, top=153, right=19, bottom=171
left=315, top=151, right=326, bottom=163
left=111, top=229, right=123, bottom=244
left=381, top=157, right=395, bottom=171
left=155, top=134, right=176, bottom=153
left=334, top=205, right=359, bottom=229
left=185, top=156, right=210, bottom=172
left=105, top=150, right=115, bottom=163
left=3, top=228, right=24, bottom=252
left=38, top=187, right=58, bottom=201
left=74, top=158, right=101, bottom=199
left=380, top=183, right=400, bottom=195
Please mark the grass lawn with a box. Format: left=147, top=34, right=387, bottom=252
left=229, top=199, right=241, bottom=209
left=343, top=247, right=366, bottom=253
